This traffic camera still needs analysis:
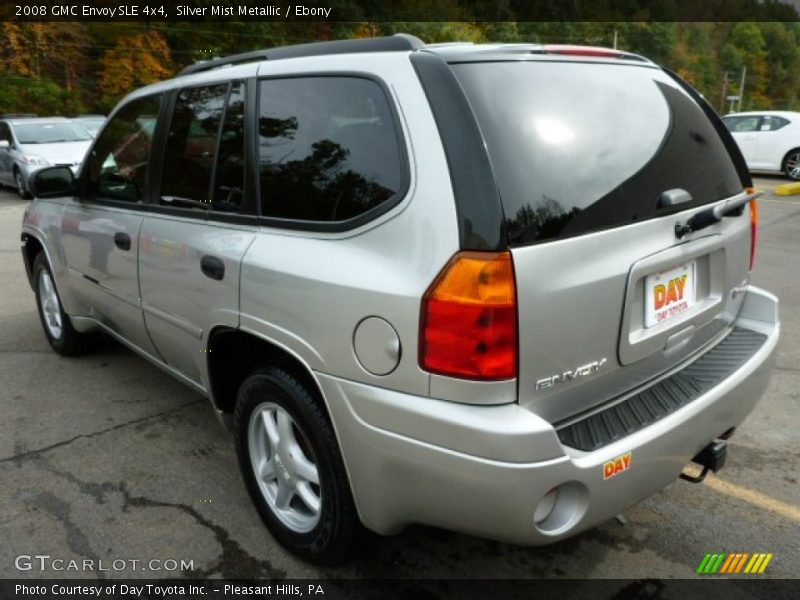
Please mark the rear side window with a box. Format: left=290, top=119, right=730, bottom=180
left=160, top=84, right=228, bottom=211
left=761, top=116, right=790, bottom=131
left=86, top=95, right=161, bottom=203
left=258, top=76, right=404, bottom=226
left=212, top=83, right=246, bottom=212
left=452, top=62, right=742, bottom=246
left=158, top=82, right=249, bottom=215
left=722, top=116, right=761, bottom=132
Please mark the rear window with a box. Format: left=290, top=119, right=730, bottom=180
left=452, top=62, right=742, bottom=246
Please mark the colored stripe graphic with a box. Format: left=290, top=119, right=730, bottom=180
left=713, top=553, right=726, bottom=573
left=734, top=553, right=749, bottom=573
left=758, top=554, right=773, bottom=573
left=697, top=552, right=772, bottom=574
left=719, top=553, right=736, bottom=573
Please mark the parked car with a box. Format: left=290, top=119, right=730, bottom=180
left=0, top=117, right=93, bottom=198
left=21, top=36, right=779, bottom=565
left=70, top=115, right=107, bottom=138
left=722, top=111, right=800, bottom=180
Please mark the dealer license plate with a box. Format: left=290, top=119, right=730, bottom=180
left=644, top=262, right=696, bottom=328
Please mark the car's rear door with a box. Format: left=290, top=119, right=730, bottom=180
left=453, top=59, right=753, bottom=423
left=750, top=115, right=793, bottom=171
left=138, top=80, right=255, bottom=388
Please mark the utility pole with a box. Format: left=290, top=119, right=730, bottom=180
left=737, top=66, right=747, bottom=112
left=720, top=71, right=730, bottom=113
left=613, top=29, right=618, bottom=49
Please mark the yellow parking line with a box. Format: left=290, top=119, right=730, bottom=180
left=773, top=182, right=800, bottom=196
left=705, top=474, right=800, bottom=524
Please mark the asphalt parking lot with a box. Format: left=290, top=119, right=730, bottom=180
left=0, top=177, right=798, bottom=582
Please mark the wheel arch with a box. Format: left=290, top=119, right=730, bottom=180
left=207, top=326, right=329, bottom=419
left=21, top=232, right=45, bottom=289
left=208, top=326, right=366, bottom=534
left=781, top=146, right=800, bottom=171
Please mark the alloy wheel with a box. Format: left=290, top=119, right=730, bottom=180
left=248, top=402, right=322, bottom=533
left=786, top=152, right=800, bottom=180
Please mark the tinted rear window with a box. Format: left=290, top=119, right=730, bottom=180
left=452, top=62, right=742, bottom=246
left=258, top=76, right=404, bottom=226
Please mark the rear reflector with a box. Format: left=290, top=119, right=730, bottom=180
left=749, top=198, right=759, bottom=270
left=420, top=251, right=517, bottom=380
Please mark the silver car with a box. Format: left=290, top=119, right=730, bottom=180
left=20, top=36, right=779, bottom=565
left=0, top=116, right=93, bottom=198
left=70, top=115, right=107, bottom=138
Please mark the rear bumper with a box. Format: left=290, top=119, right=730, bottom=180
left=318, top=286, right=779, bottom=544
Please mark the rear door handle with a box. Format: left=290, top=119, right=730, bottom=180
left=200, top=255, right=225, bottom=281
left=113, top=232, right=131, bottom=251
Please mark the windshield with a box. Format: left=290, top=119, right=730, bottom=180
left=15, top=122, right=92, bottom=144
left=452, top=61, right=742, bottom=246
left=73, top=118, right=105, bottom=134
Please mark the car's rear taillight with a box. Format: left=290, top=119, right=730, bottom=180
left=420, top=251, right=517, bottom=380
left=749, top=198, right=759, bottom=271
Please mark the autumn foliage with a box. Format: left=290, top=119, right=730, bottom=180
left=1, top=21, right=800, bottom=115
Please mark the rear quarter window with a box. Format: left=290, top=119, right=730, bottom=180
left=257, top=76, right=407, bottom=229
left=452, top=61, right=742, bottom=246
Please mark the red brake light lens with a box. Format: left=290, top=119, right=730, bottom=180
left=542, top=45, right=626, bottom=59
left=420, top=251, right=517, bottom=380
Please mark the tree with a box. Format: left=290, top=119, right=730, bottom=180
left=98, top=30, right=173, bottom=110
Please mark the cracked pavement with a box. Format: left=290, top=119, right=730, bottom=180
left=0, top=178, right=798, bottom=581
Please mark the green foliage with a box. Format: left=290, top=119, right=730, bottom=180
left=0, top=74, right=86, bottom=115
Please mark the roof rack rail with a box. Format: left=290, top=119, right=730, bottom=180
left=0, top=113, right=37, bottom=118
left=179, top=33, right=425, bottom=77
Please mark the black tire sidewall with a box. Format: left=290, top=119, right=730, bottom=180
left=15, top=170, right=29, bottom=199
left=233, top=367, right=356, bottom=564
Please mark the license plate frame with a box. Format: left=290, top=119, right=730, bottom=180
left=644, top=261, right=696, bottom=328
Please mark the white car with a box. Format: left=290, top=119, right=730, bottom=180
left=722, top=111, right=800, bottom=180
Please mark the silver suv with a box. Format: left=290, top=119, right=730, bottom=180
left=20, top=35, right=780, bottom=564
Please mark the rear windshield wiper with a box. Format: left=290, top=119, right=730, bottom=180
left=675, top=190, right=761, bottom=239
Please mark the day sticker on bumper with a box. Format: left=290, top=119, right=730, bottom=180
left=603, top=451, right=632, bottom=480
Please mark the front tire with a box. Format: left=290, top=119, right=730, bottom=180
left=234, top=365, right=361, bottom=565
left=14, top=169, right=31, bottom=199
left=33, top=253, right=93, bottom=356
left=783, top=148, right=800, bottom=181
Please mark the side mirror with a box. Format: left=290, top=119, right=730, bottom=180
left=0, top=140, right=9, bottom=150
left=31, top=165, right=77, bottom=198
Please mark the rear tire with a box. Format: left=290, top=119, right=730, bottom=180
left=783, top=148, right=800, bottom=181
left=234, top=365, right=362, bottom=565
left=33, top=253, right=94, bottom=356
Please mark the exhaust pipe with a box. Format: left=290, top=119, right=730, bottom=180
left=680, top=440, right=727, bottom=483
